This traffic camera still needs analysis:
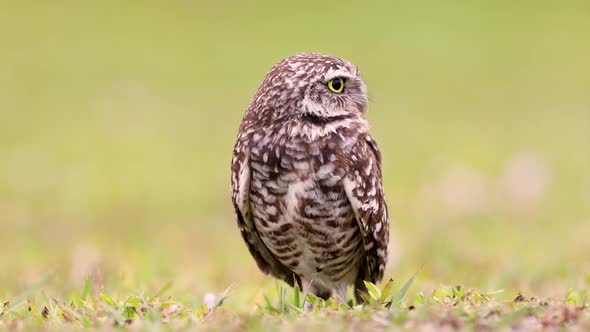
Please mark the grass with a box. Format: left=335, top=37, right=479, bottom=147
left=1, top=0, right=589, bottom=330
left=1, top=273, right=589, bottom=330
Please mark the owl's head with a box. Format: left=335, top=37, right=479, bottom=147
left=252, top=53, right=369, bottom=124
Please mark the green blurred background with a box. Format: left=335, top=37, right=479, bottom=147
left=1, top=1, right=589, bottom=307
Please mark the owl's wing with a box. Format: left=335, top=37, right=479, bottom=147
left=343, top=134, right=389, bottom=288
left=231, top=140, right=299, bottom=287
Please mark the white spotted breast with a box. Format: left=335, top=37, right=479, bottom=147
left=248, top=128, right=365, bottom=286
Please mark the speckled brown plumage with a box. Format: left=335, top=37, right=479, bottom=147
left=231, top=53, right=389, bottom=302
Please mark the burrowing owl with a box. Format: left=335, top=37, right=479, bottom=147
left=231, top=53, right=389, bottom=302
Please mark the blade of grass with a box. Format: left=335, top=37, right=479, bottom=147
left=262, top=294, right=279, bottom=314
left=52, top=297, right=83, bottom=323
left=99, top=294, right=117, bottom=308
left=293, top=283, right=301, bottom=308
left=391, top=264, right=424, bottom=308
left=363, top=281, right=381, bottom=301
left=100, top=302, right=125, bottom=325
left=81, top=276, right=92, bottom=301
left=153, top=281, right=173, bottom=299
left=213, top=286, right=232, bottom=311
left=285, top=304, right=303, bottom=313
left=4, top=273, right=51, bottom=315
left=279, top=286, right=285, bottom=314
left=380, top=278, right=396, bottom=302
left=301, top=279, right=314, bottom=308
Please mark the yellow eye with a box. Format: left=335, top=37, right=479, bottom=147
left=327, top=77, right=345, bottom=93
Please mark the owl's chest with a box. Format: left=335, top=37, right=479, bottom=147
left=248, top=136, right=362, bottom=281
left=248, top=135, right=350, bottom=218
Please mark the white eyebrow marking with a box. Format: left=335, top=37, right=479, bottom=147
left=324, top=68, right=353, bottom=82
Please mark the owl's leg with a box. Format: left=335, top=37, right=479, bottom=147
left=334, top=285, right=348, bottom=305
left=301, top=278, right=332, bottom=310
